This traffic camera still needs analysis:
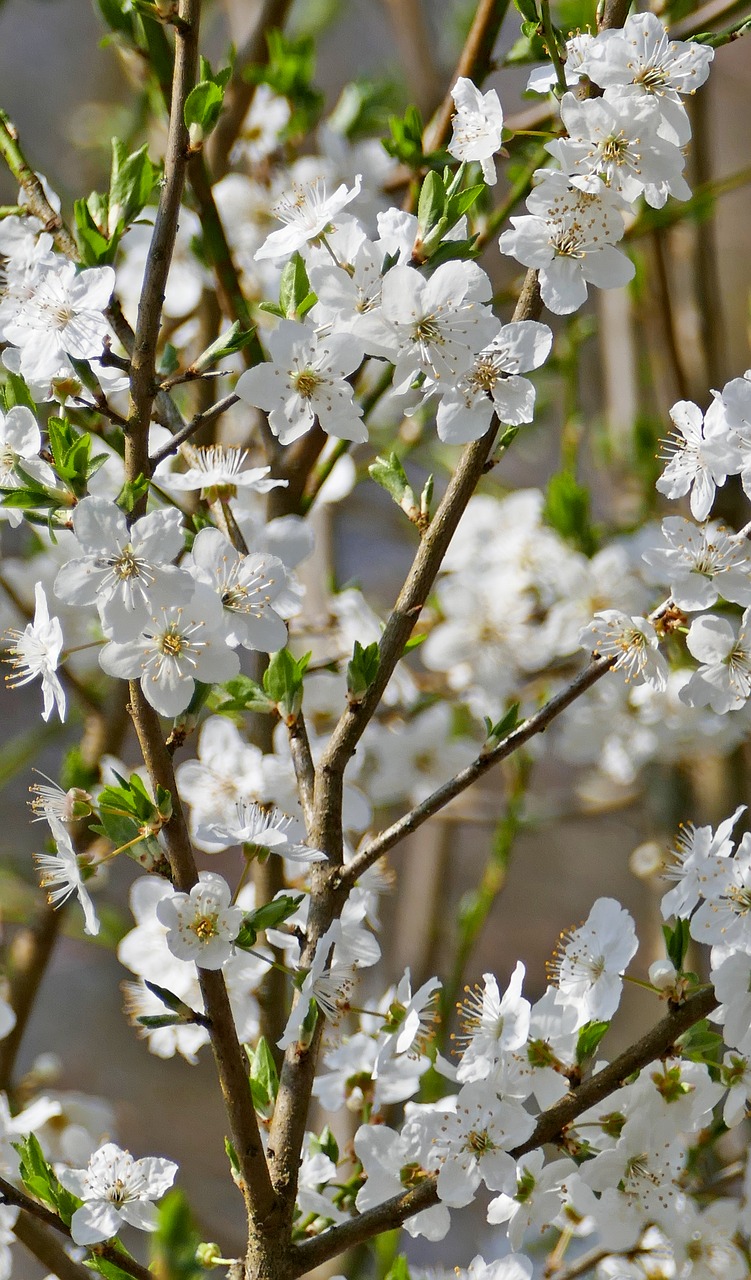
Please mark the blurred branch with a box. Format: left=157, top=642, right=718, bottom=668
left=206, top=0, right=295, bottom=180
left=382, top=0, right=443, bottom=120
left=13, top=1213, right=92, bottom=1280
left=0, top=904, right=62, bottom=1091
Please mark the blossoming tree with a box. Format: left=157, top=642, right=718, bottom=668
left=0, top=2, right=750, bottom=1280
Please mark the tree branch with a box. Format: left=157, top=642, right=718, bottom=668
left=0, top=111, right=78, bottom=259
left=13, top=1212, right=92, bottom=1280
left=289, top=985, right=718, bottom=1273
left=341, top=654, right=613, bottom=885
left=125, top=0, right=201, bottom=503
left=288, top=712, right=316, bottom=831
left=148, top=393, right=240, bottom=467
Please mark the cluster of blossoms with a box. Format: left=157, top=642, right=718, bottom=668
left=4, top=5, right=751, bottom=1280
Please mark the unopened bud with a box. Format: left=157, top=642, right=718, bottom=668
left=188, top=122, right=204, bottom=151
left=649, top=959, right=678, bottom=991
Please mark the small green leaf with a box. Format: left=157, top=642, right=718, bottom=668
left=416, top=170, right=446, bottom=241
left=262, top=650, right=310, bottom=721
left=191, top=322, right=257, bottom=373
left=484, top=703, right=520, bottom=747
left=279, top=253, right=316, bottom=320
left=543, top=470, right=598, bottom=556
left=116, top=474, right=150, bottom=513
left=575, top=1020, right=610, bottom=1065
left=347, top=639, right=380, bottom=703
left=247, top=1036, right=279, bottom=1119
left=184, top=80, right=225, bottom=138
left=108, top=139, right=159, bottom=236
left=662, top=918, right=690, bottom=972
left=368, top=453, right=418, bottom=520
left=151, top=1190, right=204, bottom=1280
left=1, top=371, right=37, bottom=413
left=213, top=674, right=275, bottom=715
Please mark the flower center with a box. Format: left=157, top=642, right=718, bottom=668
left=191, top=912, right=218, bottom=941
left=293, top=369, right=323, bottom=399
left=466, top=1127, right=494, bottom=1155
left=635, top=65, right=668, bottom=92
left=110, top=546, right=141, bottom=580
left=599, top=133, right=630, bottom=165
left=159, top=627, right=185, bottom=658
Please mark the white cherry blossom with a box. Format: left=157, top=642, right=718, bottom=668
left=3, top=581, right=66, bottom=722
left=641, top=516, right=751, bottom=611
left=58, top=1142, right=177, bottom=1245
left=164, top=444, right=287, bottom=499
left=187, top=526, right=288, bottom=651
left=551, top=896, right=638, bottom=1026
left=3, top=260, right=114, bottom=382
left=434, top=321, right=552, bottom=443
left=0, top=404, right=55, bottom=527
left=656, top=399, right=738, bottom=518
left=682, top=611, right=751, bottom=714
left=235, top=320, right=366, bottom=446
left=194, top=799, right=326, bottom=862
left=448, top=77, right=504, bottom=185
left=156, top=871, right=245, bottom=969
left=254, top=175, right=362, bottom=260
left=34, top=814, right=100, bottom=936
left=435, top=1081, right=536, bottom=1207
left=580, top=609, right=668, bottom=690
left=54, top=497, right=193, bottom=640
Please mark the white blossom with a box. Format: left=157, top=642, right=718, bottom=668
left=254, top=175, right=362, bottom=260
left=3, top=581, right=66, bottom=721
left=155, top=871, right=245, bottom=969
left=34, top=814, right=100, bottom=936
left=434, top=321, right=552, bottom=443
left=550, top=896, right=638, bottom=1026
left=656, top=400, right=738, bottom=518
left=580, top=609, right=668, bottom=691
left=57, top=1142, right=178, bottom=1245
left=187, top=526, right=288, bottom=651
left=447, top=77, right=504, bottom=185
left=681, top=611, right=751, bottom=713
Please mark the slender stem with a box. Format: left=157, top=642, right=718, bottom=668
left=13, top=1213, right=93, bottom=1280
left=126, top=686, right=279, bottom=1230
left=289, top=986, right=718, bottom=1273
left=546, top=1246, right=611, bottom=1280
left=0, top=111, right=78, bottom=258
left=0, top=905, right=61, bottom=1090
left=125, top=0, right=201, bottom=511
left=540, top=0, right=568, bottom=96
left=148, top=393, right=239, bottom=467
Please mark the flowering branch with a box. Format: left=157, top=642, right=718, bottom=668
left=423, top=0, right=511, bottom=152
left=290, top=985, right=718, bottom=1273
left=12, top=1214, right=92, bottom=1280
left=0, top=111, right=77, bottom=259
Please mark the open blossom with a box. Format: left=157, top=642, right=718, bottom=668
left=254, top=175, right=362, bottom=260
left=641, top=516, right=751, bottom=612
left=448, top=77, right=504, bottom=185
left=527, top=33, right=594, bottom=93
left=57, top=1142, right=177, bottom=1245
left=435, top=1081, right=536, bottom=1207
left=194, top=799, right=326, bottom=862
left=580, top=609, right=668, bottom=690
left=3, top=581, right=66, bottom=722
left=455, top=963, right=531, bottom=1083
left=278, top=921, right=356, bottom=1050
left=235, top=320, right=366, bottom=446
left=500, top=173, right=633, bottom=315
left=156, top=872, right=245, bottom=969
left=374, top=260, right=499, bottom=392
left=681, top=611, right=751, bottom=714
left=164, top=445, right=287, bottom=499
left=187, top=527, right=288, bottom=651
left=434, top=321, right=552, bottom=444
left=0, top=404, right=55, bottom=528
left=656, top=399, right=738, bottom=518
left=2, top=260, right=114, bottom=382
left=549, top=93, right=690, bottom=209
left=54, top=496, right=193, bottom=640
left=585, top=12, right=714, bottom=146
left=661, top=805, right=745, bottom=920
left=98, top=587, right=239, bottom=718
left=34, top=814, right=100, bottom=936
left=550, top=897, right=638, bottom=1026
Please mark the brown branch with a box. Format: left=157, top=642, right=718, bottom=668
left=206, top=0, right=295, bottom=181
left=125, top=0, right=201, bottom=506
left=13, top=1213, right=93, bottom=1280
left=287, top=712, right=316, bottom=830
left=423, top=0, right=512, bottom=154
left=597, top=0, right=633, bottom=31
left=289, top=985, right=718, bottom=1274
left=341, top=655, right=613, bottom=886
left=0, top=904, right=62, bottom=1091
left=382, top=0, right=443, bottom=119
left=0, top=111, right=78, bottom=259
left=126, top=686, right=279, bottom=1231
left=148, top=393, right=240, bottom=467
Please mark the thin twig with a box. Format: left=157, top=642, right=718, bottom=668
left=0, top=112, right=78, bottom=258
left=289, top=985, right=718, bottom=1274
left=149, top=393, right=239, bottom=467
left=287, top=712, right=316, bottom=831
left=545, top=1246, right=611, bottom=1280
left=13, top=1213, right=93, bottom=1280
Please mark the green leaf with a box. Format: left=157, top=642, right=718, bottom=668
left=417, top=170, right=446, bottom=242
left=249, top=30, right=324, bottom=139
left=262, top=650, right=310, bottom=721
left=214, top=674, right=275, bottom=715
left=676, top=1019, right=724, bottom=1068
left=191, top=321, right=258, bottom=373
left=151, top=1190, right=204, bottom=1280
left=74, top=197, right=114, bottom=266
left=246, top=893, right=303, bottom=934
left=662, top=918, right=690, bottom=971
left=484, top=702, right=520, bottom=747
left=1, top=371, right=37, bottom=413
left=368, top=452, right=418, bottom=519
left=575, top=1020, right=610, bottom=1065
left=279, top=253, right=316, bottom=320
left=247, top=1037, right=279, bottom=1119
left=385, top=1254, right=412, bottom=1280
left=184, top=80, right=225, bottom=138
left=347, top=639, right=380, bottom=703
left=312, top=1124, right=339, bottom=1163
left=543, top=470, right=598, bottom=556
left=116, top=473, right=150, bottom=513
left=108, top=139, right=159, bottom=236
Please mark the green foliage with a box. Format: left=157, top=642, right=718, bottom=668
left=347, top=639, right=380, bottom=703
left=575, top=1020, right=610, bottom=1065
left=235, top=893, right=303, bottom=950
left=663, top=918, right=691, bottom=971
left=543, top=469, right=598, bottom=555
left=116, top=473, right=151, bottom=514
left=327, top=77, right=403, bottom=141
left=59, top=745, right=101, bottom=793
left=212, top=674, right=275, bottom=715
left=262, top=649, right=311, bottom=722
left=184, top=81, right=225, bottom=142
left=150, top=1190, right=205, bottom=1280
left=75, top=139, right=159, bottom=265
left=246, top=1037, right=280, bottom=1119
left=0, top=371, right=36, bottom=413
left=676, top=1019, right=724, bottom=1070
left=48, top=418, right=109, bottom=499
left=261, top=253, right=317, bottom=321
left=384, top=1254, right=412, bottom=1280
left=483, top=703, right=521, bottom=749
left=191, top=321, right=258, bottom=374
left=14, top=1133, right=80, bottom=1227
left=92, top=771, right=172, bottom=870
left=383, top=105, right=446, bottom=172
left=369, top=453, right=420, bottom=522
left=249, top=30, right=324, bottom=139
